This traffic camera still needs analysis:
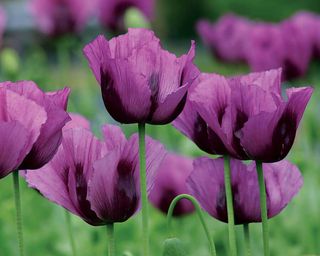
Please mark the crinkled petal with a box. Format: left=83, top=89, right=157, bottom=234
left=108, top=28, right=160, bottom=58
left=230, top=69, right=282, bottom=95
left=25, top=127, right=107, bottom=226
left=89, top=148, right=140, bottom=223
left=189, top=73, right=232, bottom=155
left=64, top=113, right=91, bottom=131
left=100, top=57, right=152, bottom=123
left=227, top=83, right=279, bottom=159
left=1, top=89, right=47, bottom=164
left=0, top=121, right=29, bottom=178
left=20, top=103, right=71, bottom=170
left=188, top=157, right=303, bottom=224
left=148, top=83, right=188, bottom=124
left=88, top=132, right=165, bottom=223
left=1, top=81, right=71, bottom=169
left=83, top=35, right=111, bottom=84
left=263, top=161, right=303, bottom=218
left=102, top=124, right=127, bottom=151
left=24, top=146, right=79, bottom=217
left=46, top=87, right=70, bottom=110
left=239, top=86, right=313, bottom=162
left=173, top=100, right=221, bottom=154
left=187, top=157, right=226, bottom=221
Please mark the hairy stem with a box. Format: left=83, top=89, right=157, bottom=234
left=243, top=224, right=251, bottom=256
left=65, top=210, right=77, bottom=256
left=138, top=123, right=149, bottom=256
left=223, top=155, right=237, bottom=256
left=13, top=171, right=24, bottom=256
left=256, top=161, right=270, bottom=256
left=107, top=224, right=115, bottom=256
left=167, top=194, right=217, bottom=256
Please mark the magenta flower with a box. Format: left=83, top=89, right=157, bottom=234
left=280, top=17, right=313, bottom=80
left=0, top=81, right=70, bottom=178
left=83, top=28, right=199, bottom=124
left=149, top=153, right=194, bottom=216
left=25, top=124, right=165, bottom=225
left=197, top=14, right=252, bottom=62
left=175, top=69, right=313, bottom=162
left=64, top=112, right=91, bottom=130
left=30, top=0, right=96, bottom=36
left=0, top=5, right=6, bottom=47
left=286, top=12, right=320, bottom=59
left=97, top=0, right=154, bottom=32
left=245, top=23, right=286, bottom=75
left=187, top=157, right=303, bottom=224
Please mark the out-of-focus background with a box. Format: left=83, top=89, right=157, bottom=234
left=0, top=0, right=319, bottom=255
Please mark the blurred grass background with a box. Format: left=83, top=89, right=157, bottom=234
left=0, top=0, right=320, bottom=255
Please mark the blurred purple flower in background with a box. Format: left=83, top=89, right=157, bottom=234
left=244, top=23, right=286, bottom=76
left=197, top=14, right=251, bottom=62
left=83, top=28, right=199, bottom=124
left=0, top=5, right=6, bottom=47
left=98, top=0, right=155, bottom=32
left=280, top=16, right=313, bottom=80
left=25, top=123, right=166, bottom=225
left=187, top=157, right=303, bottom=224
left=176, top=69, right=313, bottom=162
left=197, top=12, right=320, bottom=80
left=288, top=12, right=320, bottom=58
left=30, top=0, right=97, bottom=36
left=149, top=153, right=194, bottom=217
left=0, top=81, right=70, bottom=178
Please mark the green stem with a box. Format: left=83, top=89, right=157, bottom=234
left=256, top=161, right=270, bottom=256
left=65, top=210, right=77, bottom=256
left=167, top=194, right=217, bottom=256
left=107, top=224, right=115, bottom=256
left=223, top=155, right=237, bottom=256
left=243, top=224, right=251, bottom=256
left=138, top=123, right=149, bottom=256
left=13, top=171, right=24, bottom=256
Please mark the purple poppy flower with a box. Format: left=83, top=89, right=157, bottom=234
left=83, top=28, right=198, bottom=124
left=173, top=81, right=222, bottom=155
left=149, top=153, right=194, bottom=216
left=187, top=157, right=303, bottom=224
left=30, top=0, right=97, bottom=36
left=25, top=124, right=166, bottom=225
left=0, top=81, right=70, bottom=178
left=287, top=12, right=320, bottom=59
left=97, top=0, right=154, bottom=32
left=197, top=14, right=252, bottom=62
left=175, top=69, right=313, bottom=162
left=64, top=113, right=91, bottom=130
left=244, top=23, right=286, bottom=76
left=0, top=5, right=6, bottom=47
left=280, top=15, right=313, bottom=80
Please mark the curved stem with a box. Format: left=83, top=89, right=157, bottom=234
left=243, top=224, right=251, bottom=256
left=223, top=155, right=237, bottom=256
left=167, top=194, right=217, bottom=256
left=107, top=224, right=115, bottom=256
left=256, top=161, right=270, bottom=256
left=13, top=171, right=24, bottom=256
left=65, top=210, right=77, bottom=256
left=138, top=123, right=149, bottom=256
